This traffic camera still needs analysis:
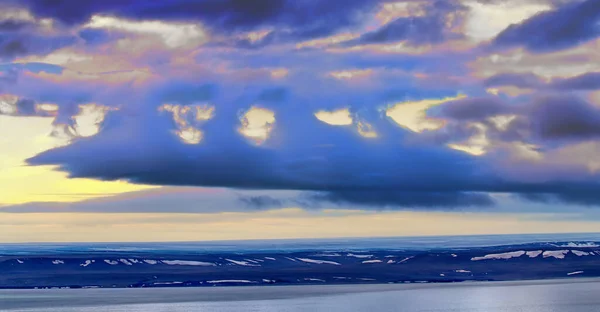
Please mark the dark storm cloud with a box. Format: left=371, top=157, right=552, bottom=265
left=491, top=0, right=600, bottom=53
left=22, top=82, right=600, bottom=208
left=25, top=85, right=495, bottom=198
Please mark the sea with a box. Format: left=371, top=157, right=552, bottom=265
left=2, top=279, right=600, bottom=311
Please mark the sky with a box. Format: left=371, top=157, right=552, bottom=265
left=2, top=0, right=600, bottom=243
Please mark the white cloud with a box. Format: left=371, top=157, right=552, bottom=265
left=158, top=103, right=214, bottom=144
left=73, top=104, right=116, bottom=137
left=463, top=1, right=551, bottom=42
left=85, top=15, right=208, bottom=49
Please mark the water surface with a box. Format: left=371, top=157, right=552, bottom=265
left=2, top=279, right=599, bottom=311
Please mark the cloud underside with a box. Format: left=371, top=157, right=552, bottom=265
left=2, top=0, right=600, bottom=210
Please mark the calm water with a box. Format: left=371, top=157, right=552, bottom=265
left=2, top=280, right=600, bottom=312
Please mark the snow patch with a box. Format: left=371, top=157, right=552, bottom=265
left=16, top=259, right=24, bottom=264
left=526, top=250, right=542, bottom=258
left=567, top=271, right=584, bottom=276
left=387, top=260, right=396, bottom=264
left=451, top=254, right=458, bottom=258
left=296, top=258, right=341, bottom=265
left=471, top=251, right=525, bottom=261
left=119, top=259, right=133, bottom=265
left=153, top=282, right=183, bottom=285
left=52, top=260, right=64, bottom=265
left=304, top=278, right=326, bottom=282
left=560, top=242, right=599, bottom=248
left=243, top=259, right=260, bottom=264
left=80, top=260, right=95, bottom=267
left=104, top=260, right=119, bottom=265
left=572, top=250, right=591, bottom=256
left=264, top=257, right=276, bottom=261
left=398, top=256, right=414, bottom=264
left=162, top=260, right=216, bottom=266
left=143, top=260, right=158, bottom=265
left=542, top=250, right=569, bottom=259
left=455, top=270, right=471, bottom=273
left=225, top=259, right=260, bottom=266
left=312, top=253, right=341, bottom=257
left=362, top=260, right=382, bottom=264
left=347, top=253, right=373, bottom=259
left=206, top=280, right=256, bottom=284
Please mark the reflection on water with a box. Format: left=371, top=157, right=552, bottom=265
left=2, top=280, right=600, bottom=312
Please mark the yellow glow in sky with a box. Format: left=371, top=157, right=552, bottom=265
left=2, top=208, right=600, bottom=243
left=447, top=122, right=489, bottom=156
left=0, top=115, right=156, bottom=205
left=314, top=108, right=353, bottom=126
left=385, top=94, right=466, bottom=132
left=238, top=106, right=275, bottom=144
left=357, top=120, right=378, bottom=138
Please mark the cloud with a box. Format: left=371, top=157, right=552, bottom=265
left=339, top=1, right=466, bottom=47
left=307, top=190, right=495, bottom=209
left=0, top=94, right=56, bottom=117
left=436, top=94, right=600, bottom=143
left=550, top=72, right=600, bottom=91
left=436, top=97, right=511, bottom=121
left=16, top=0, right=382, bottom=46
left=0, top=187, right=258, bottom=213
left=482, top=72, right=600, bottom=92
left=490, top=0, right=600, bottom=53
left=518, top=190, right=600, bottom=206
left=483, top=73, right=545, bottom=89
left=525, top=95, right=600, bottom=141
left=4, top=0, right=600, bottom=211
left=238, top=195, right=284, bottom=209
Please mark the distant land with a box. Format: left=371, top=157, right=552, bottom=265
left=1, top=233, right=600, bottom=289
